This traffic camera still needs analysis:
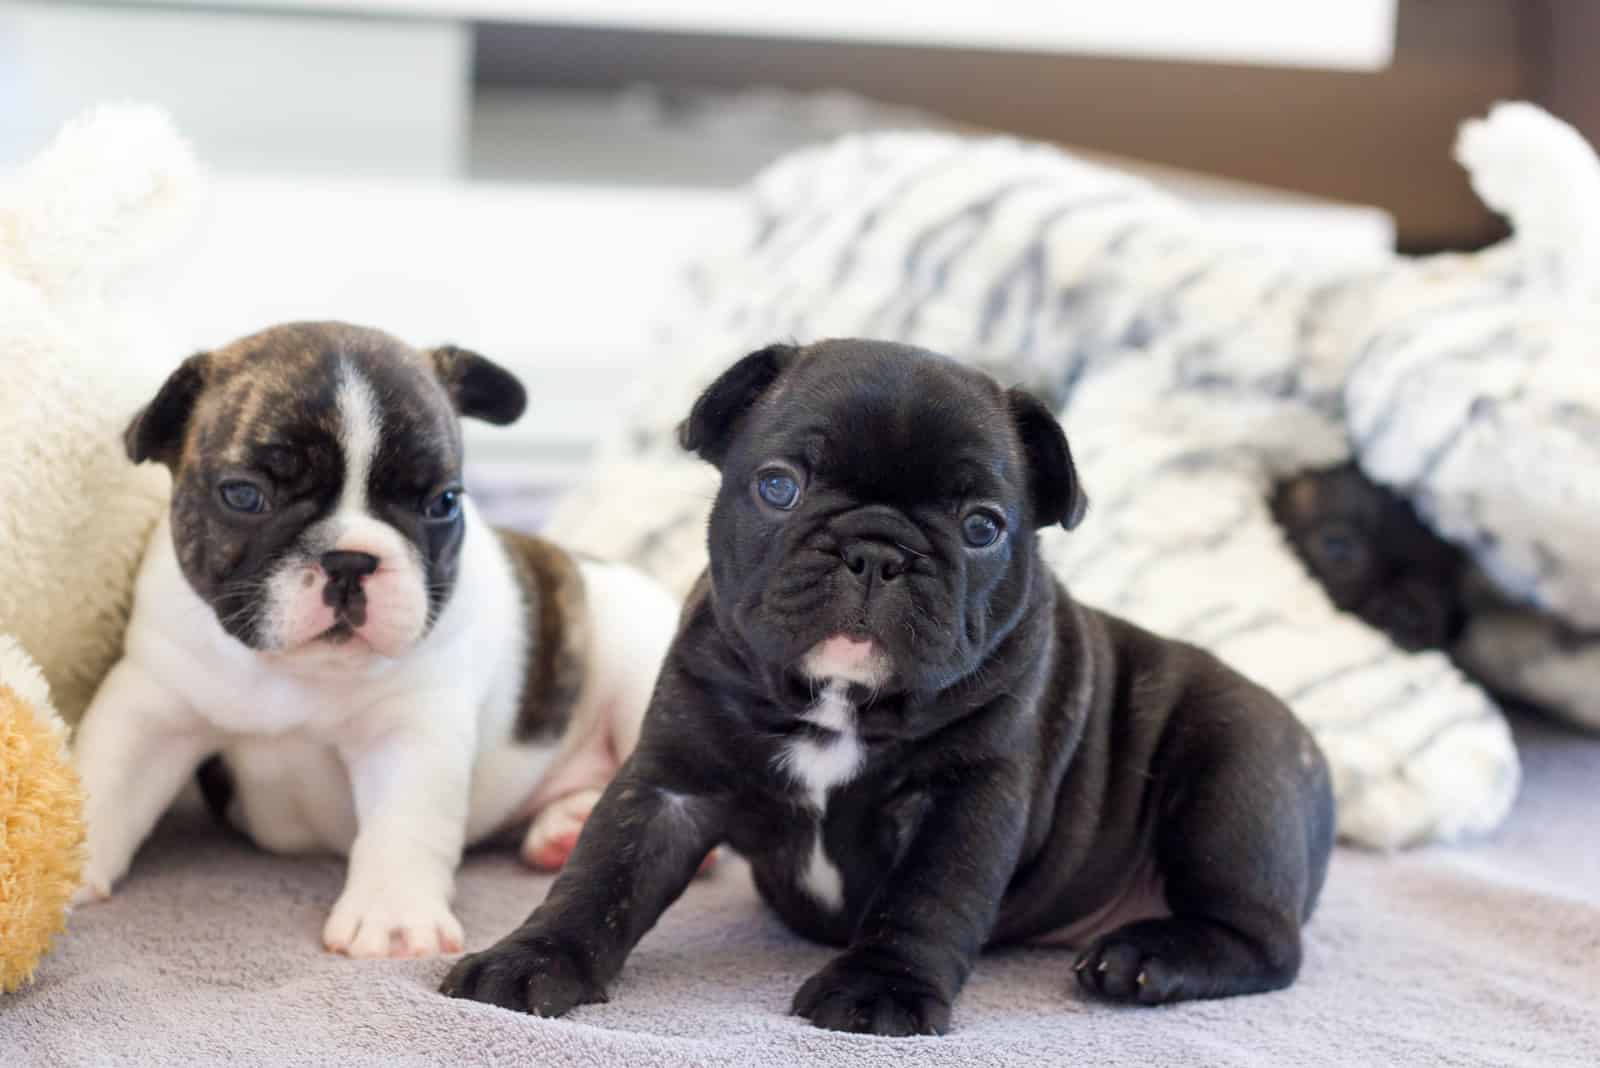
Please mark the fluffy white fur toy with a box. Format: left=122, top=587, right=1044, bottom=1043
left=0, top=105, right=199, bottom=725
left=1340, top=105, right=1600, bottom=732
left=550, top=102, right=1600, bottom=848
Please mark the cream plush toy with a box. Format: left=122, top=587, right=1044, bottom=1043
left=0, top=104, right=199, bottom=727
left=0, top=106, right=197, bottom=987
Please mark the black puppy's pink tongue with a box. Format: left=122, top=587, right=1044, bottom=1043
left=802, top=634, right=892, bottom=686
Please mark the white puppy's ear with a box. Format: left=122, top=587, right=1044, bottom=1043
left=428, top=346, right=528, bottom=426
left=125, top=353, right=210, bottom=468
left=678, top=343, right=800, bottom=467
left=1007, top=387, right=1088, bottom=531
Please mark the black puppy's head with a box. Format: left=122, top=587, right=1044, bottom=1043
left=126, top=321, right=525, bottom=659
left=1272, top=464, right=1466, bottom=652
left=681, top=339, right=1086, bottom=696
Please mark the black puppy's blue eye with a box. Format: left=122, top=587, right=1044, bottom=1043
left=423, top=488, right=463, bottom=522
left=219, top=480, right=267, bottom=514
left=962, top=510, right=1003, bottom=548
left=757, top=470, right=801, bottom=510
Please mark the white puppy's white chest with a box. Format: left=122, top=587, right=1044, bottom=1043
left=780, top=681, right=865, bottom=911
left=174, top=656, right=369, bottom=738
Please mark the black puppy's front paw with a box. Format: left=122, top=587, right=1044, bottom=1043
left=441, top=934, right=604, bottom=1018
left=791, top=951, right=951, bottom=1037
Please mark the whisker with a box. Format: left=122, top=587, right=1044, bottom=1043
left=893, top=541, right=928, bottom=560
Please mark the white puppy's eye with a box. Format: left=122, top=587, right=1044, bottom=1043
left=961, top=509, right=1004, bottom=548
left=422, top=487, right=463, bottom=522
left=755, top=468, right=802, bottom=511
left=218, top=480, right=269, bottom=515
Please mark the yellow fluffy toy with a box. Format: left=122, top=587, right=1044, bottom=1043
left=0, top=636, right=85, bottom=993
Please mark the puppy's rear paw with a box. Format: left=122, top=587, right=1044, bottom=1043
left=792, top=951, right=951, bottom=1036
left=1073, top=918, right=1300, bottom=1004
left=1074, top=936, right=1179, bottom=1005
left=441, top=935, right=604, bottom=1018
left=520, top=789, right=601, bottom=871
left=323, top=887, right=464, bottom=959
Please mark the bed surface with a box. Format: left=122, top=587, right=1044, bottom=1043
left=7, top=707, right=1596, bottom=1067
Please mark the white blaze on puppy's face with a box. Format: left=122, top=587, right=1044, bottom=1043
left=259, top=361, right=432, bottom=659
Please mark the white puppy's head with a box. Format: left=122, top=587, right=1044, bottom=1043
left=126, top=321, right=525, bottom=661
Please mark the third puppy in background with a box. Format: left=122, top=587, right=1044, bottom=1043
left=1272, top=464, right=1468, bottom=653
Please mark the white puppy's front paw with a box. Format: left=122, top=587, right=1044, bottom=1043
left=70, top=876, right=113, bottom=908
left=71, top=853, right=121, bottom=907
left=322, top=884, right=464, bottom=959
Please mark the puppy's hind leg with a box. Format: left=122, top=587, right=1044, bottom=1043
left=521, top=788, right=601, bottom=871
left=523, top=788, right=719, bottom=876
left=1075, top=697, right=1335, bottom=1005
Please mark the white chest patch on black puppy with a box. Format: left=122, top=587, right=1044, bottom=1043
left=779, top=680, right=865, bottom=912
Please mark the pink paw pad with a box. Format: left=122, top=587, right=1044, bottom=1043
left=522, top=828, right=584, bottom=872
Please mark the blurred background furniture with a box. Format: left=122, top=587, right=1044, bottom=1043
left=11, top=0, right=1595, bottom=248
left=4, top=0, right=1588, bottom=484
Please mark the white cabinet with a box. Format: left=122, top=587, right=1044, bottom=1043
left=149, top=0, right=1399, bottom=70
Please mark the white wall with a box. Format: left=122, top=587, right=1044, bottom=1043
left=0, top=2, right=469, bottom=176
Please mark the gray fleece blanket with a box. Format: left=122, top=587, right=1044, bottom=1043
left=5, top=711, right=1596, bottom=1066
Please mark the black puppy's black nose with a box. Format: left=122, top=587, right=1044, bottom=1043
left=842, top=540, right=907, bottom=583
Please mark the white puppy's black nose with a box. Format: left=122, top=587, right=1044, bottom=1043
left=321, top=550, right=380, bottom=614
left=322, top=550, right=380, bottom=581
left=842, top=540, right=906, bottom=583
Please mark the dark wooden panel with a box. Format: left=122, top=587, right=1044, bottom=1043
left=476, top=0, right=1533, bottom=249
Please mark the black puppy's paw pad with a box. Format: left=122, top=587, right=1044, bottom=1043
left=1074, top=940, right=1180, bottom=1005
left=792, top=958, right=951, bottom=1037
left=440, top=938, right=604, bottom=1018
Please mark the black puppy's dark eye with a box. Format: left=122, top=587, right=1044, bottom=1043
left=756, top=469, right=801, bottom=510
left=218, top=480, right=268, bottom=515
left=962, top=509, right=1004, bottom=548
left=423, top=488, right=463, bottom=522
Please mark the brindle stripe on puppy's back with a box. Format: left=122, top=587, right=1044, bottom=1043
left=497, top=529, right=591, bottom=742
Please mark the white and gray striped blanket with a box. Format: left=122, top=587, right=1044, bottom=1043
left=549, top=103, right=1600, bottom=849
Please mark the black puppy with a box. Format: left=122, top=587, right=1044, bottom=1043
left=1272, top=464, right=1468, bottom=653
left=444, top=340, right=1334, bottom=1035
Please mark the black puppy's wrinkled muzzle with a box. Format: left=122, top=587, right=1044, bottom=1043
left=840, top=539, right=907, bottom=586
left=747, top=502, right=965, bottom=694
left=830, top=506, right=936, bottom=597
left=826, top=508, right=954, bottom=682
left=830, top=505, right=934, bottom=557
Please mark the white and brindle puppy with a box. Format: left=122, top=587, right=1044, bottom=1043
left=71, top=321, right=679, bottom=958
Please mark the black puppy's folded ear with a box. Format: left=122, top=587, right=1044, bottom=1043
left=1007, top=387, right=1088, bottom=531
left=125, top=353, right=210, bottom=468
left=678, top=343, right=798, bottom=465
left=429, top=345, right=527, bottom=426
